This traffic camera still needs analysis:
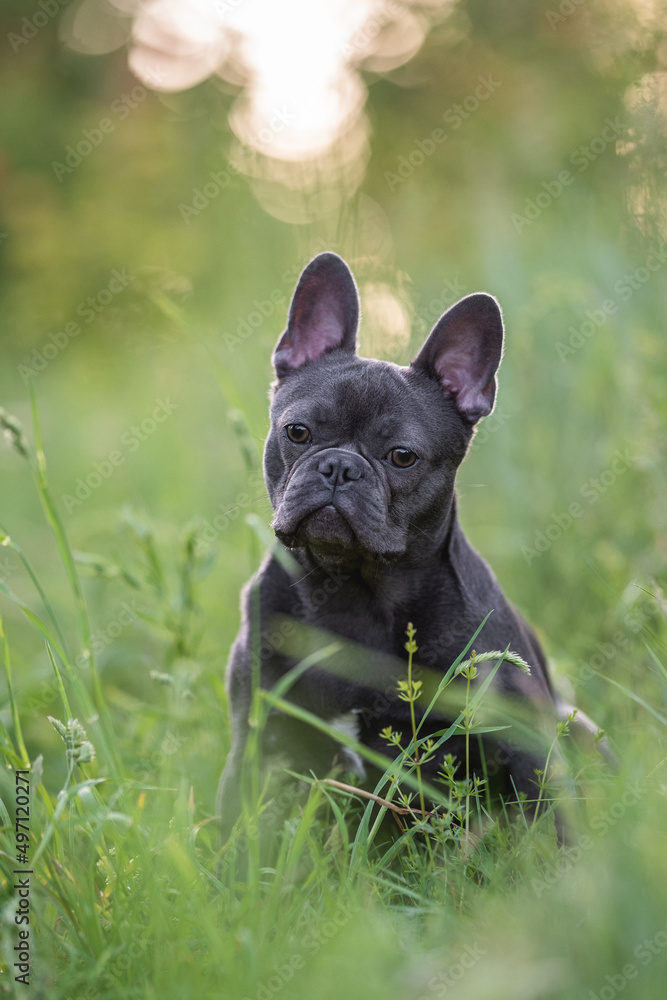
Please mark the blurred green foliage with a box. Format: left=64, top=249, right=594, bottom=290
left=1, top=0, right=665, bottom=712
left=0, top=1, right=666, bottom=997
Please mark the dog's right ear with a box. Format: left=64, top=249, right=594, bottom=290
left=273, top=253, right=359, bottom=379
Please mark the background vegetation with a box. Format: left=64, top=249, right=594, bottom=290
left=0, top=1, right=666, bottom=997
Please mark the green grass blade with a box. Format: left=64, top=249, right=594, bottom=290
left=46, top=643, right=72, bottom=719
left=0, top=523, right=71, bottom=658
left=1, top=616, right=29, bottom=764
left=29, top=388, right=104, bottom=714
left=595, top=672, right=667, bottom=726
left=644, top=642, right=667, bottom=683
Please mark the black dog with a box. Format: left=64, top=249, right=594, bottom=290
left=218, top=252, right=567, bottom=836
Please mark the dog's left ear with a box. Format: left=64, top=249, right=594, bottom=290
left=273, top=252, right=360, bottom=379
left=411, top=293, right=504, bottom=424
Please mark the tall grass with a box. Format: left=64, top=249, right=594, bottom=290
left=1, top=403, right=666, bottom=1000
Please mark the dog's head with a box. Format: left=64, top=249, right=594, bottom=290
left=263, top=253, right=504, bottom=566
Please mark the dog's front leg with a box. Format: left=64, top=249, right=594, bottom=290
left=216, top=636, right=254, bottom=842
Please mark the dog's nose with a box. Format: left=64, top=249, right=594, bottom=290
left=317, top=450, right=364, bottom=488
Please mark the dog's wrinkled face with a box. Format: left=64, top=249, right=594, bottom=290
left=264, top=355, right=467, bottom=562
left=263, top=253, right=504, bottom=567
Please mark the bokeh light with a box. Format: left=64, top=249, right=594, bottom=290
left=60, top=0, right=455, bottom=218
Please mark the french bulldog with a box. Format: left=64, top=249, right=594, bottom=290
left=217, top=252, right=561, bottom=837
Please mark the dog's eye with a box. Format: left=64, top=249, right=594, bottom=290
left=389, top=447, right=418, bottom=468
left=285, top=423, right=311, bottom=444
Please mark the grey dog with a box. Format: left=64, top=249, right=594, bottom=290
left=217, top=252, right=591, bottom=837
